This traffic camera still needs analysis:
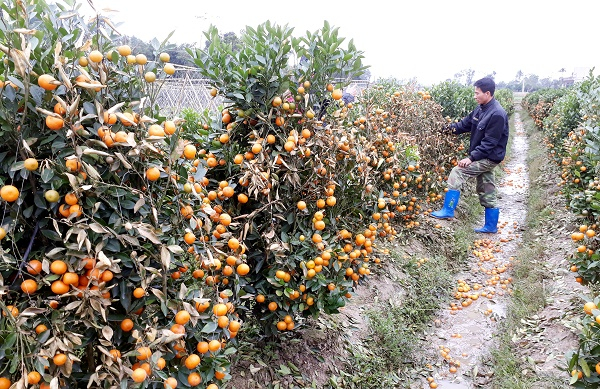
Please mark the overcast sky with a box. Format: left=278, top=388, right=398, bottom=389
left=79, top=0, right=600, bottom=85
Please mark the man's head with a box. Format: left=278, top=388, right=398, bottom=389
left=473, top=77, right=495, bottom=105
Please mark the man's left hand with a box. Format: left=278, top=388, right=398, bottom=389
left=458, top=158, right=472, bottom=168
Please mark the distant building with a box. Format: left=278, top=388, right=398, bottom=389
left=559, top=66, right=594, bottom=86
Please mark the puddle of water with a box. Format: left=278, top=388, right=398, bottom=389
left=424, top=113, right=530, bottom=388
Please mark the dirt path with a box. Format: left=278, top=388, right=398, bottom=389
left=424, top=111, right=531, bottom=388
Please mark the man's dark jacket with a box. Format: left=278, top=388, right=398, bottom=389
left=450, top=98, right=509, bottom=163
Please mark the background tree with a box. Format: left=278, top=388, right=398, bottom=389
left=453, top=69, right=475, bottom=86
left=124, top=35, right=154, bottom=59
left=165, top=43, right=195, bottom=66
left=515, top=70, right=524, bottom=83
left=203, top=31, right=242, bottom=52
left=484, top=70, right=497, bottom=79
left=524, top=74, right=540, bottom=92
left=222, top=32, right=243, bottom=52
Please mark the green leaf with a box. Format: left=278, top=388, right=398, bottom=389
left=120, top=200, right=136, bottom=210
left=580, top=358, right=591, bottom=377
left=201, top=321, right=218, bottom=333
left=23, top=205, right=34, bottom=218
left=38, top=329, right=52, bottom=345
left=120, top=279, right=131, bottom=312
left=41, top=169, right=54, bottom=183
left=569, top=374, right=578, bottom=385
left=41, top=229, right=62, bottom=241
left=9, top=353, right=19, bottom=373
left=10, top=161, right=25, bottom=172
left=277, top=364, right=291, bottom=375
left=39, top=192, right=51, bottom=211
left=3, top=332, right=17, bottom=349
left=160, top=31, right=175, bottom=49
left=83, top=101, right=96, bottom=116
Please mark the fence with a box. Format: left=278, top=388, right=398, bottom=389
left=155, top=64, right=370, bottom=117
left=154, top=64, right=223, bottom=117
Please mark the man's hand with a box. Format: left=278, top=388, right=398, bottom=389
left=440, top=124, right=453, bottom=133
left=458, top=157, right=472, bottom=168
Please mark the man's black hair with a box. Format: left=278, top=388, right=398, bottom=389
left=474, top=77, right=495, bottom=96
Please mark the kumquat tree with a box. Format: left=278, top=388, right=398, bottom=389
left=186, top=20, right=482, bottom=339
left=0, top=1, right=241, bottom=388
left=520, top=73, right=600, bottom=387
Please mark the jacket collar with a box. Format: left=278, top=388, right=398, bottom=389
left=480, top=98, right=495, bottom=111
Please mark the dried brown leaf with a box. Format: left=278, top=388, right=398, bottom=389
left=102, top=325, right=113, bottom=341
left=161, top=245, right=171, bottom=269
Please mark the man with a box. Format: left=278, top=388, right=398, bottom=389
left=342, top=84, right=358, bottom=105
left=430, top=77, right=509, bottom=233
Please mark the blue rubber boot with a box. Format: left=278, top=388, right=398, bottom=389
left=475, top=208, right=500, bottom=233
left=430, top=189, right=460, bottom=219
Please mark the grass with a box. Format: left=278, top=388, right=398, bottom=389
left=341, top=251, right=454, bottom=388
left=451, top=192, right=480, bottom=266
left=489, top=107, right=566, bottom=389
left=503, top=106, right=518, bottom=163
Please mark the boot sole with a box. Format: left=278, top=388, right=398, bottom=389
left=430, top=215, right=454, bottom=220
